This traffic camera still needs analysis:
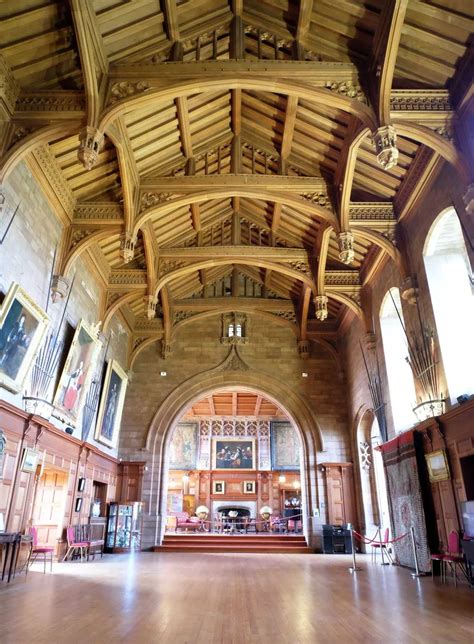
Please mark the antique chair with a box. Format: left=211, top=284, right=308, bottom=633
left=443, top=530, right=465, bottom=587
left=63, top=526, right=89, bottom=562
left=83, top=524, right=105, bottom=560
left=244, top=517, right=257, bottom=533
left=175, top=513, right=200, bottom=532
left=287, top=518, right=302, bottom=533
left=28, top=526, right=54, bottom=573
left=270, top=515, right=286, bottom=533
left=371, top=528, right=392, bottom=563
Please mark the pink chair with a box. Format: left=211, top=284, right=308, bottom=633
left=63, top=526, right=89, bottom=562
left=372, top=528, right=392, bottom=563
left=443, top=531, right=465, bottom=587
left=28, top=526, right=54, bottom=573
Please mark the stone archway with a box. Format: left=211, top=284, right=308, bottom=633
left=141, top=369, right=324, bottom=549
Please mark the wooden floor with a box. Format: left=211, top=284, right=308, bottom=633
left=1, top=553, right=473, bottom=643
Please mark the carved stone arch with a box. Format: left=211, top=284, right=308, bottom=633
left=142, top=368, right=324, bottom=547
left=134, top=189, right=340, bottom=236
left=310, top=337, right=344, bottom=376
left=100, top=78, right=378, bottom=132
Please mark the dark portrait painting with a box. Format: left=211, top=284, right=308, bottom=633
left=212, top=438, right=256, bottom=470
left=0, top=283, right=49, bottom=393
left=95, top=360, right=128, bottom=448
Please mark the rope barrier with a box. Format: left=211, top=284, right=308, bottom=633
left=352, top=529, right=409, bottom=546
left=176, top=513, right=304, bottom=528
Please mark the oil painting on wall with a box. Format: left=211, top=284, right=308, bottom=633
left=95, top=360, right=129, bottom=448
left=53, top=319, right=101, bottom=425
left=212, top=438, right=256, bottom=470
left=0, top=282, right=49, bottom=393
left=169, top=423, right=198, bottom=469
left=271, top=422, right=301, bottom=470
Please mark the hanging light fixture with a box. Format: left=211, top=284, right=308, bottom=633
left=278, top=474, right=286, bottom=484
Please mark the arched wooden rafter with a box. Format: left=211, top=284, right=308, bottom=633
left=0, top=121, right=81, bottom=184
left=134, top=189, right=340, bottom=237
left=99, top=78, right=378, bottom=132
left=103, top=290, right=146, bottom=331
left=62, top=226, right=122, bottom=275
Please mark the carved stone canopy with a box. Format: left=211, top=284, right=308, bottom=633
left=120, top=232, right=136, bottom=263
left=314, top=295, right=328, bottom=321
left=78, top=126, right=104, bottom=171
left=337, top=232, right=355, bottom=265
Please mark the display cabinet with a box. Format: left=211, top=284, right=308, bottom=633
left=105, top=502, right=143, bottom=552
left=281, top=490, right=302, bottom=518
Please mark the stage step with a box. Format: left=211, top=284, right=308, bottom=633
left=155, top=533, right=313, bottom=554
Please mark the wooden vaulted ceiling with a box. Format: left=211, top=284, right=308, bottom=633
left=184, top=389, right=287, bottom=418
left=1, top=0, right=473, bottom=363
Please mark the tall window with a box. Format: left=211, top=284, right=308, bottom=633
left=424, top=208, right=474, bottom=402
left=379, top=288, right=417, bottom=432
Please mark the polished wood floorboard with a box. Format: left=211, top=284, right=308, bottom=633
left=0, top=553, right=473, bottom=643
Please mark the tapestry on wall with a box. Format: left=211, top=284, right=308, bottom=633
left=379, top=431, right=431, bottom=573
left=271, top=421, right=301, bottom=470
left=169, top=422, right=198, bottom=469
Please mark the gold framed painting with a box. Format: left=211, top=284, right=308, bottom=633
left=53, top=319, right=101, bottom=425
left=212, top=437, right=256, bottom=470
left=243, top=480, right=256, bottom=494
left=0, top=282, right=49, bottom=393
left=94, top=359, right=128, bottom=448
left=425, top=449, right=450, bottom=483
left=212, top=480, right=225, bottom=495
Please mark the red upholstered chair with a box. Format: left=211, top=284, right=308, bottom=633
left=443, top=531, right=465, bottom=587
left=63, top=526, right=90, bottom=562
left=28, top=526, right=54, bottom=573
left=372, top=528, right=392, bottom=563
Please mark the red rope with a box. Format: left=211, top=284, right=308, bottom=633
left=352, top=529, right=409, bottom=545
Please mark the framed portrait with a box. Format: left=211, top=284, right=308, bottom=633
left=53, top=319, right=101, bottom=425
left=212, top=480, right=225, bottom=495
left=0, top=282, right=49, bottom=393
left=243, top=480, right=256, bottom=494
left=20, top=447, right=39, bottom=474
left=94, top=360, right=128, bottom=448
left=271, top=421, right=301, bottom=471
left=169, top=422, right=198, bottom=470
left=425, top=449, right=450, bottom=483
left=212, top=438, right=256, bottom=470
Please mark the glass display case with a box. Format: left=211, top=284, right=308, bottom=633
left=282, top=490, right=302, bottom=518
left=105, top=502, right=143, bottom=552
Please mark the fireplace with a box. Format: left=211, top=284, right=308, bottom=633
left=211, top=500, right=257, bottom=531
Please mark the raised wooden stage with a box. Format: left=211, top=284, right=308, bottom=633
left=155, top=533, right=312, bottom=554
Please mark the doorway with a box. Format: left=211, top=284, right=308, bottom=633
left=32, top=467, right=68, bottom=550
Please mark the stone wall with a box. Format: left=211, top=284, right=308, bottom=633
left=119, top=313, right=352, bottom=547
left=0, top=161, right=129, bottom=456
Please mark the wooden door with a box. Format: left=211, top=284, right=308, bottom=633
left=33, top=469, right=69, bottom=548
left=326, top=467, right=345, bottom=525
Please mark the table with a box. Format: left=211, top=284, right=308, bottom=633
left=0, top=532, right=21, bottom=583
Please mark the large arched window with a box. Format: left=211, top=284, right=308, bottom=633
left=424, top=208, right=474, bottom=402
left=379, top=288, right=417, bottom=432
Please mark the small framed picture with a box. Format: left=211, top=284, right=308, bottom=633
left=75, top=497, right=83, bottom=512
left=243, top=480, right=256, bottom=494
left=77, top=477, right=86, bottom=492
left=20, top=447, right=39, bottom=474
left=425, top=449, right=450, bottom=483
left=212, top=480, right=225, bottom=495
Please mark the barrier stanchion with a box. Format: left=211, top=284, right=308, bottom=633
left=380, top=530, right=390, bottom=566
left=348, top=528, right=362, bottom=573
left=410, top=526, right=426, bottom=578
